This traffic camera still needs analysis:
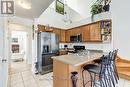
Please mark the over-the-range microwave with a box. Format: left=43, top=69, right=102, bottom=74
left=70, top=34, right=82, bottom=42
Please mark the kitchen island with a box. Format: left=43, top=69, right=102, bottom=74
left=52, top=50, right=106, bottom=87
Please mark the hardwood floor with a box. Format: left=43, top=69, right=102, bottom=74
left=116, top=57, right=130, bottom=80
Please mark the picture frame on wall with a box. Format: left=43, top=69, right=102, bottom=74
left=56, top=0, right=64, bottom=15
left=12, top=44, right=19, bottom=53
left=12, top=38, right=18, bottom=43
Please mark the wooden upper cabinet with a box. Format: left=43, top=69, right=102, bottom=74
left=89, top=22, right=101, bottom=41
left=53, top=28, right=66, bottom=43
left=81, top=25, right=90, bottom=42
left=37, top=20, right=107, bottom=43
left=60, top=29, right=66, bottom=42
left=53, top=28, right=61, bottom=40
left=72, top=27, right=81, bottom=35
left=53, top=28, right=60, bottom=35
left=65, top=30, right=71, bottom=42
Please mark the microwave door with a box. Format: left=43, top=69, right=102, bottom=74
left=70, top=36, right=77, bottom=42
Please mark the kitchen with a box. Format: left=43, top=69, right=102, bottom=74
left=5, top=0, right=130, bottom=87
left=30, top=0, right=129, bottom=87
left=35, top=19, right=115, bottom=87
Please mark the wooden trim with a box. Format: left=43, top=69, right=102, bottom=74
left=116, top=55, right=130, bottom=63
left=116, top=55, right=130, bottom=80
left=65, top=41, right=103, bottom=43
left=66, top=19, right=112, bottom=30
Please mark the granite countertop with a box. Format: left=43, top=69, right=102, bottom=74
left=52, top=51, right=107, bottom=66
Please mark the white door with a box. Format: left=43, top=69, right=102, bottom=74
left=0, top=18, right=9, bottom=87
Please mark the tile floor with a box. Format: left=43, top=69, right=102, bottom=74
left=9, top=71, right=53, bottom=87
left=9, top=61, right=53, bottom=87
left=9, top=61, right=130, bottom=87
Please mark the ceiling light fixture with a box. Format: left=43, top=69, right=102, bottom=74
left=18, top=0, right=31, bottom=9
left=62, top=0, right=72, bottom=24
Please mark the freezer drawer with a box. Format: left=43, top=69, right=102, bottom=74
left=40, top=53, right=57, bottom=74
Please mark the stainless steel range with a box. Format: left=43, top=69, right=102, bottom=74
left=37, top=32, right=59, bottom=74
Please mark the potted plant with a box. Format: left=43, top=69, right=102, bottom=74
left=91, top=3, right=102, bottom=15
left=91, top=2, right=103, bottom=21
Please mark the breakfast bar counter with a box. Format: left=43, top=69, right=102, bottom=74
left=52, top=51, right=104, bottom=66
left=52, top=51, right=106, bottom=87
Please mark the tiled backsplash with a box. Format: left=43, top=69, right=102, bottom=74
left=59, top=42, right=112, bottom=52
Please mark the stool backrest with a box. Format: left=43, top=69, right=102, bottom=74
left=100, top=54, right=109, bottom=76
left=99, top=49, right=118, bottom=77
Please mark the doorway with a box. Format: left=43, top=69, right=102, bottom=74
left=9, top=31, right=31, bottom=74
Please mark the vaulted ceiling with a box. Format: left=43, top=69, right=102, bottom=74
left=15, top=0, right=54, bottom=19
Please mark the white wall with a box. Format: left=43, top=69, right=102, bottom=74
left=9, top=16, right=33, bottom=26
left=0, top=17, right=9, bottom=87
left=66, top=0, right=96, bottom=18
left=38, top=0, right=111, bottom=29
left=0, top=18, right=4, bottom=57
left=9, top=23, right=33, bottom=64
left=37, top=1, right=83, bottom=29
left=66, top=12, right=111, bottom=29
left=111, top=0, right=130, bottom=60
left=0, top=18, right=6, bottom=87
left=76, top=0, right=96, bottom=18
left=11, top=31, right=27, bottom=60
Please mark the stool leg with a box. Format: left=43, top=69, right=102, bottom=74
left=89, top=72, right=93, bottom=87
left=100, top=78, right=105, bottom=87
left=82, top=70, right=85, bottom=87
left=93, top=73, right=97, bottom=87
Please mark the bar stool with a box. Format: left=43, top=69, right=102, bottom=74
left=82, top=50, right=119, bottom=87
left=93, top=58, right=102, bottom=64
left=82, top=55, right=108, bottom=87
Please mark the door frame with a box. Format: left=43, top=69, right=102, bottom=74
left=0, top=18, right=10, bottom=87
left=8, top=23, right=33, bottom=74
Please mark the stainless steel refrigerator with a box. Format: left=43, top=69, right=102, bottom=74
left=37, top=32, right=59, bottom=74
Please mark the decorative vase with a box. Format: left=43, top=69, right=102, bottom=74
left=103, top=4, right=110, bottom=12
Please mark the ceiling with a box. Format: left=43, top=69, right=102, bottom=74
left=15, top=0, right=54, bottom=19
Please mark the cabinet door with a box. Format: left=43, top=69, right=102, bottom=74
left=82, top=26, right=90, bottom=42
left=89, top=23, right=101, bottom=41
left=72, top=27, right=81, bottom=35
left=60, top=30, right=66, bottom=42
left=65, top=30, right=71, bottom=42
left=53, top=28, right=60, bottom=40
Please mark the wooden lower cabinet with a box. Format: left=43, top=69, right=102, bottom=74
left=53, top=60, right=69, bottom=87
left=53, top=60, right=91, bottom=87
left=59, top=50, right=67, bottom=55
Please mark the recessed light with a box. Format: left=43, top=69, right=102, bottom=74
left=18, top=0, right=31, bottom=9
